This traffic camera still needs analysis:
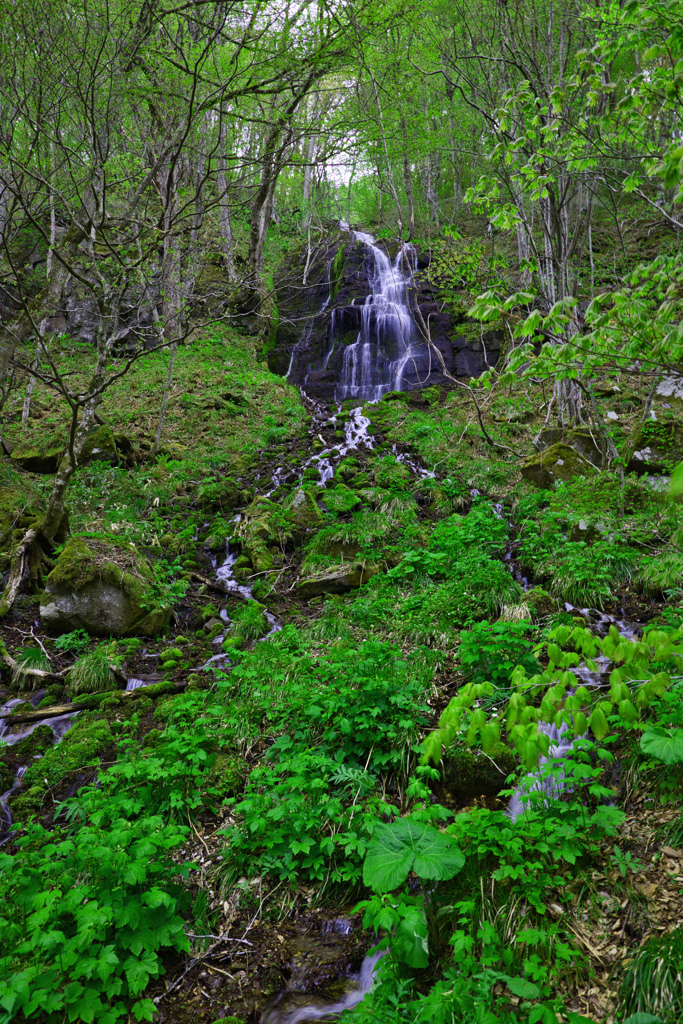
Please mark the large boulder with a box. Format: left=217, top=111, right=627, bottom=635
left=536, top=427, right=602, bottom=467
left=40, top=534, right=170, bottom=636
left=10, top=439, right=64, bottom=473
left=237, top=497, right=280, bottom=573
left=283, top=487, right=323, bottom=536
left=521, top=443, right=596, bottom=489
left=627, top=420, right=683, bottom=476
left=440, top=742, right=517, bottom=802
left=295, top=561, right=380, bottom=599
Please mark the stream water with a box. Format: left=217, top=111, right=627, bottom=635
left=0, top=689, right=81, bottom=843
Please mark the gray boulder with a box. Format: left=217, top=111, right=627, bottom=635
left=521, top=443, right=596, bottom=489
left=295, top=561, right=380, bottom=599
left=40, top=534, right=170, bottom=636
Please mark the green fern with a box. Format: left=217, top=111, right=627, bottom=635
left=638, top=550, right=683, bottom=598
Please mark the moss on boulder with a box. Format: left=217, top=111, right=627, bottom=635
left=237, top=497, right=282, bottom=573
left=323, top=485, right=361, bottom=515
left=296, top=561, right=381, bottom=599
left=521, top=443, right=596, bottom=489
left=78, top=425, right=119, bottom=465
left=283, top=487, right=323, bottom=534
left=40, top=534, right=170, bottom=636
left=10, top=438, right=64, bottom=473
left=441, top=742, right=517, bottom=800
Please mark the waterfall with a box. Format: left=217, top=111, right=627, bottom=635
left=335, top=231, right=419, bottom=403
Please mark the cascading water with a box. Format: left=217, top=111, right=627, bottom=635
left=335, top=231, right=419, bottom=403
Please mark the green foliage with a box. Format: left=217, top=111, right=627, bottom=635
left=362, top=818, right=464, bottom=891
left=0, top=691, right=231, bottom=1023
left=217, top=635, right=434, bottom=888
left=142, top=557, right=189, bottom=612
left=68, top=645, right=121, bottom=696
left=618, top=928, right=683, bottom=1023
left=459, top=620, right=538, bottom=688
left=423, top=621, right=683, bottom=768
left=518, top=507, right=638, bottom=608
left=53, top=629, right=91, bottom=655
left=224, top=601, right=269, bottom=644
left=640, top=727, right=683, bottom=766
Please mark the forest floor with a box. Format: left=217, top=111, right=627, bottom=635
left=2, top=317, right=683, bottom=1024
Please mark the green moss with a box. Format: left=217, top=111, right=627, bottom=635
left=23, top=717, right=113, bottom=788
left=47, top=534, right=152, bottom=593
left=0, top=466, right=47, bottom=561
left=10, top=723, right=54, bottom=762
left=208, top=752, right=249, bottom=799
left=441, top=742, right=516, bottom=799
left=43, top=533, right=170, bottom=636
left=79, top=425, right=118, bottom=464
left=161, top=647, right=184, bottom=661
left=330, top=245, right=347, bottom=301
left=372, top=455, right=410, bottom=489
left=324, top=485, right=361, bottom=514
left=521, top=443, right=596, bottom=489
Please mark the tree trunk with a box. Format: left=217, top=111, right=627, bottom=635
left=0, top=224, right=84, bottom=407
left=151, top=342, right=176, bottom=457
left=217, top=121, right=236, bottom=284
left=401, top=118, right=415, bottom=241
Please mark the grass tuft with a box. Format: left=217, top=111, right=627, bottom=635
left=618, top=927, right=683, bottom=1023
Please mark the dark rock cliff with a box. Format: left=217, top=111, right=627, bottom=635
left=269, top=233, right=503, bottom=401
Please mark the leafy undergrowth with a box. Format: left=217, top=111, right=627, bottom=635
left=3, top=349, right=683, bottom=1024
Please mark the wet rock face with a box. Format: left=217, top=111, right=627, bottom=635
left=270, top=234, right=501, bottom=399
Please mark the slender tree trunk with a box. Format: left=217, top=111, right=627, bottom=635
left=0, top=224, right=85, bottom=405
left=151, top=343, right=176, bottom=457
left=217, top=121, right=236, bottom=284
left=401, top=118, right=415, bottom=241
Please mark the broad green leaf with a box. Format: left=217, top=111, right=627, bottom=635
left=503, top=976, right=540, bottom=998
left=640, top=727, right=683, bottom=766
left=363, top=819, right=465, bottom=891
left=670, top=461, right=683, bottom=498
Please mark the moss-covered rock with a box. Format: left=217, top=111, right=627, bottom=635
left=538, top=427, right=602, bottom=467
left=296, top=561, right=381, bottom=599
left=10, top=438, right=64, bottom=473
left=283, top=487, right=323, bottom=535
left=373, top=455, right=410, bottom=489
left=520, top=443, right=596, bottom=489
left=207, top=752, right=249, bottom=800
left=627, top=419, right=683, bottom=475
left=22, top=716, right=113, bottom=790
left=323, top=485, right=361, bottom=515
left=441, top=742, right=517, bottom=800
left=78, top=425, right=119, bottom=465
left=237, top=497, right=282, bottom=573
left=40, top=534, right=171, bottom=636
left=524, top=586, right=559, bottom=619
